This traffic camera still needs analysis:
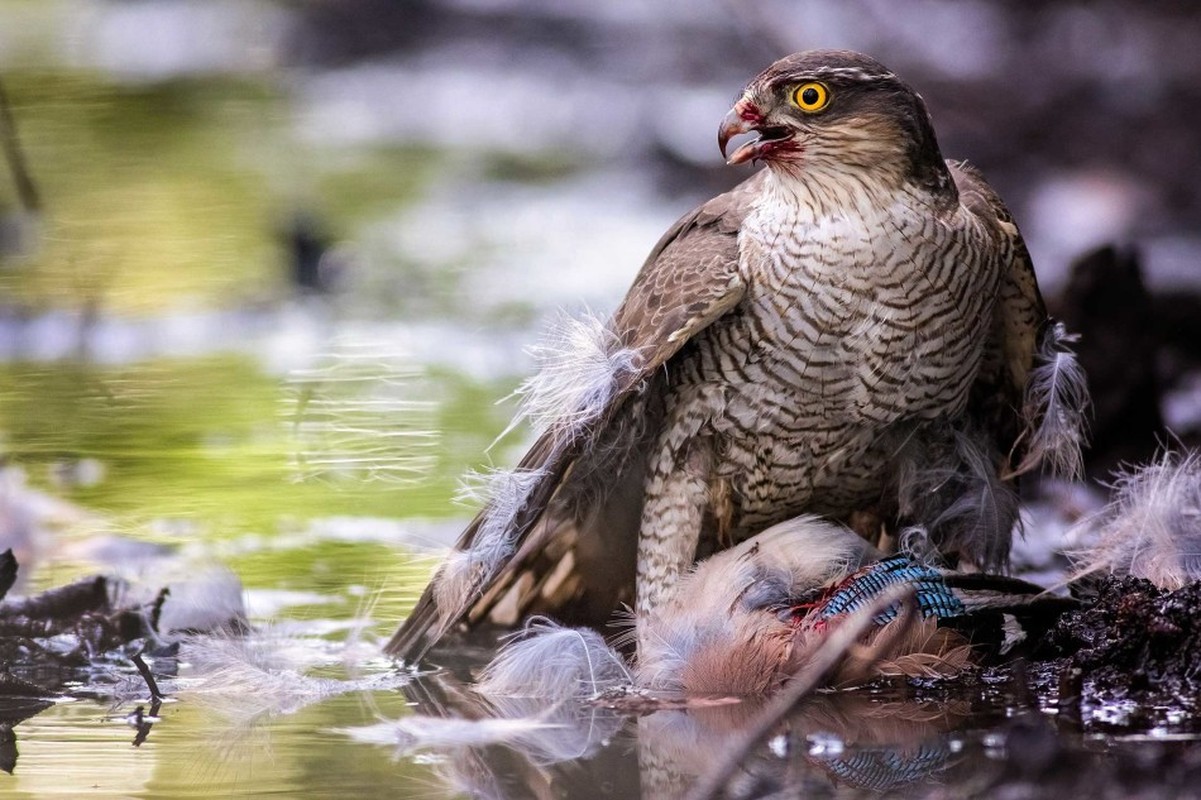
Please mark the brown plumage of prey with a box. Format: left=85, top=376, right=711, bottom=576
left=386, top=49, right=1087, bottom=662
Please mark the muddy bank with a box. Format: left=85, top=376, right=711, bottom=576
left=1045, top=576, right=1201, bottom=725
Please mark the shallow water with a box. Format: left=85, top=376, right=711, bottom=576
left=7, top=660, right=1201, bottom=799
left=11, top=693, right=427, bottom=798
left=2, top=1, right=1200, bottom=797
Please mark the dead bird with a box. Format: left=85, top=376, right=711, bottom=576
left=483, top=517, right=1072, bottom=699
left=636, top=517, right=1071, bottom=693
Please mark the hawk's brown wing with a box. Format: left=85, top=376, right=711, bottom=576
left=889, top=162, right=1051, bottom=571
left=384, top=171, right=765, bottom=663
left=610, top=170, right=764, bottom=359
left=951, top=160, right=1045, bottom=461
left=960, top=162, right=1088, bottom=480
left=882, top=164, right=1083, bottom=572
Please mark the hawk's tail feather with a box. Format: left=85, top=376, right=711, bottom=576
left=385, top=592, right=441, bottom=663
left=386, top=309, right=657, bottom=664
left=385, top=433, right=574, bottom=662
left=430, top=466, right=552, bottom=629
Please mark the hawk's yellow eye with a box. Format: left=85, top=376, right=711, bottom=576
left=793, top=82, right=830, bottom=112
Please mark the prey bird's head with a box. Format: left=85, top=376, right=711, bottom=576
left=719, top=50, right=950, bottom=192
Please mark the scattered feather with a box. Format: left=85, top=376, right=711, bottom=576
left=1017, top=321, right=1090, bottom=479
left=453, top=466, right=549, bottom=512
left=176, top=630, right=407, bottom=726
left=999, top=613, right=1026, bottom=656
left=334, top=716, right=563, bottom=754
left=477, top=617, right=631, bottom=700
left=896, top=525, right=936, bottom=561
left=933, top=431, right=1021, bottom=569
left=498, top=310, right=642, bottom=449
left=359, top=620, right=632, bottom=768
left=1069, top=451, right=1201, bottom=590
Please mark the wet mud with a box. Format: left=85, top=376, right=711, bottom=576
left=1045, top=575, right=1201, bottom=727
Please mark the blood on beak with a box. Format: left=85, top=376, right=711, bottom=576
left=718, top=98, right=794, bottom=166
left=718, top=100, right=761, bottom=165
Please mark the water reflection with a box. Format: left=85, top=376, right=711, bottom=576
left=376, top=661, right=980, bottom=800
left=641, top=695, right=972, bottom=798
left=2, top=575, right=1198, bottom=798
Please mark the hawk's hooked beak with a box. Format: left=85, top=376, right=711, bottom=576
left=718, top=99, right=794, bottom=165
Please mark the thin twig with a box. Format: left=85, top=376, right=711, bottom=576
left=684, top=584, right=916, bottom=800
left=131, top=651, right=163, bottom=701
left=131, top=696, right=162, bottom=747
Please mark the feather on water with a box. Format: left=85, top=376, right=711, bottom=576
left=477, top=617, right=631, bottom=699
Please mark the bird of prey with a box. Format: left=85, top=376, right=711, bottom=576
left=386, top=49, right=1087, bottom=662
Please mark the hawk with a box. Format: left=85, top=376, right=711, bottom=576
left=386, top=49, right=1086, bottom=662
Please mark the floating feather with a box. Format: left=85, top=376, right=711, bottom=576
left=475, top=618, right=630, bottom=764
left=477, top=617, right=631, bottom=700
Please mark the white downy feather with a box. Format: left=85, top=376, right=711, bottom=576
left=433, top=467, right=548, bottom=624
left=1070, top=451, right=1201, bottom=590
left=500, top=310, right=642, bottom=449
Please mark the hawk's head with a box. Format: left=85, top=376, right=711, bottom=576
left=719, top=50, right=949, bottom=192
